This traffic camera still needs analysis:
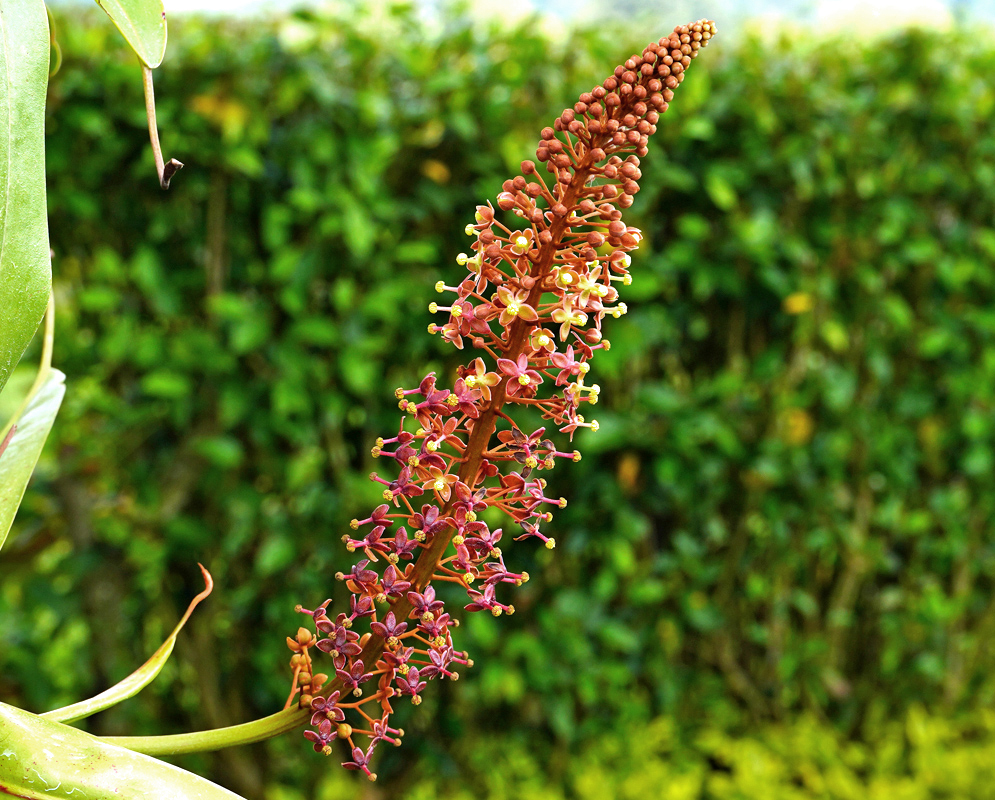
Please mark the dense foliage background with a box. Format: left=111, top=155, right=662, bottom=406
left=2, top=4, right=995, bottom=797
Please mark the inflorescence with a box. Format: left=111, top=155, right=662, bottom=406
left=287, top=20, right=716, bottom=779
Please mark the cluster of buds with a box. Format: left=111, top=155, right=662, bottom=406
left=288, top=20, right=715, bottom=779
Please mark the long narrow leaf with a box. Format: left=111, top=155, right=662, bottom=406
left=0, top=701, right=246, bottom=799
left=43, top=565, right=214, bottom=723
left=0, top=0, right=51, bottom=397
left=0, top=367, right=64, bottom=554
left=94, top=0, right=167, bottom=69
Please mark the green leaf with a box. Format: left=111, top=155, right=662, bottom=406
left=94, top=0, right=167, bottom=69
left=0, top=367, right=64, bottom=554
left=0, top=0, right=52, bottom=398
left=42, top=566, right=213, bottom=724
left=0, top=701, right=246, bottom=799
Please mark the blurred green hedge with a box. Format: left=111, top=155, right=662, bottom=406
left=2, top=4, right=995, bottom=797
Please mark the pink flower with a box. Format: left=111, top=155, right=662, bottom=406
left=421, top=466, right=459, bottom=502
left=497, top=354, right=543, bottom=398
left=460, top=357, right=502, bottom=400
left=495, top=285, right=539, bottom=327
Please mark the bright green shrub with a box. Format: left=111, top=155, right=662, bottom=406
left=3, top=4, right=995, bottom=796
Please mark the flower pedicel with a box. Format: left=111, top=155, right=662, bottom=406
left=289, top=19, right=717, bottom=779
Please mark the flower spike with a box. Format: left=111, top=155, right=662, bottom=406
left=291, top=20, right=716, bottom=773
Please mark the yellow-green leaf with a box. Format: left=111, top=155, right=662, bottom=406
left=0, top=367, right=64, bottom=554
left=0, top=0, right=52, bottom=397
left=94, top=0, right=167, bottom=69
left=43, top=566, right=213, bottom=723
left=0, top=702, right=246, bottom=799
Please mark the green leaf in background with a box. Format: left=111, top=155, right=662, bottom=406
left=0, top=367, right=64, bottom=554
left=94, top=0, right=167, bottom=69
left=0, top=0, right=52, bottom=398
left=42, top=565, right=213, bottom=723
left=0, top=701, right=246, bottom=799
